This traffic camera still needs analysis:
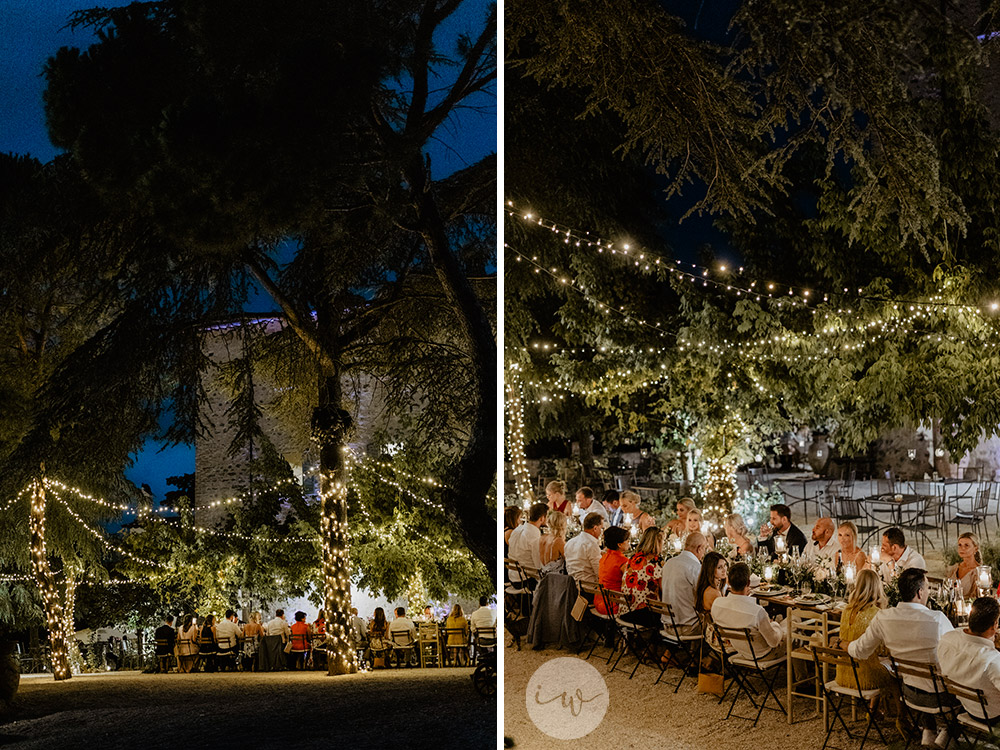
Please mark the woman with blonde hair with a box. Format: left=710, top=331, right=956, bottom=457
left=835, top=569, right=891, bottom=694
left=175, top=614, right=200, bottom=673
left=241, top=611, right=264, bottom=671
left=620, top=527, right=664, bottom=628
left=539, top=510, right=568, bottom=564
left=723, top=513, right=754, bottom=555
left=619, top=490, right=657, bottom=533
left=545, top=480, right=571, bottom=514
left=948, top=532, right=983, bottom=597
left=837, top=521, right=867, bottom=569
left=444, top=603, right=471, bottom=666
left=667, top=497, right=697, bottom=537
left=685, top=508, right=715, bottom=548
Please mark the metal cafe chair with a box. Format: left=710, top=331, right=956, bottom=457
left=577, top=581, right=619, bottom=665
left=646, top=598, right=702, bottom=693
left=389, top=629, right=417, bottom=668
left=713, top=622, right=787, bottom=726
left=888, top=656, right=958, bottom=750
left=811, top=645, right=888, bottom=750
left=154, top=638, right=173, bottom=673
left=603, top=588, right=658, bottom=680
left=940, top=675, right=998, bottom=749
left=472, top=626, right=496, bottom=663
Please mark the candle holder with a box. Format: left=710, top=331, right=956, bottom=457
left=764, top=565, right=774, bottom=584
left=774, top=535, right=787, bottom=555
left=978, top=565, right=992, bottom=595
left=844, top=562, right=856, bottom=587
left=870, top=546, right=881, bottom=565
left=672, top=537, right=682, bottom=552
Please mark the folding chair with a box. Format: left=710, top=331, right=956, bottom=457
left=503, top=558, right=533, bottom=649
left=418, top=622, right=441, bottom=668
left=646, top=598, right=702, bottom=692
left=603, top=589, right=658, bottom=679
left=154, top=638, right=173, bottom=673
left=472, top=627, right=496, bottom=663
left=215, top=635, right=239, bottom=672
left=713, top=622, right=787, bottom=726
left=888, top=656, right=958, bottom=750
left=389, top=630, right=416, bottom=668
left=441, top=626, right=469, bottom=667
left=941, top=675, right=997, bottom=750
left=811, top=645, right=888, bottom=750
left=577, top=582, right=618, bottom=664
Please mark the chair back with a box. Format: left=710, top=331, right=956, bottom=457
left=889, top=655, right=949, bottom=709
left=788, top=608, right=835, bottom=653
left=475, top=627, right=497, bottom=648
left=712, top=622, right=767, bottom=665
left=974, top=485, right=991, bottom=514
left=941, top=675, right=992, bottom=723
left=390, top=629, right=414, bottom=648
left=441, top=627, right=468, bottom=647
left=578, top=580, right=600, bottom=599
left=418, top=622, right=439, bottom=642
left=811, top=645, right=865, bottom=694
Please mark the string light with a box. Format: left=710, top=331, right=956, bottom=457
left=54, top=495, right=167, bottom=568
left=28, top=479, right=71, bottom=681
left=505, top=367, right=534, bottom=506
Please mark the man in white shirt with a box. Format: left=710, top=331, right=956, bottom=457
left=802, top=517, right=840, bottom=565
left=846, top=567, right=954, bottom=747
left=468, top=596, right=496, bottom=635
left=215, top=609, right=244, bottom=669
left=350, top=607, right=367, bottom=649
left=938, top=596, right=1000, bottom=725
left=265, top=609, right=291, bottom=639
left=564, top=512, right=604, bottom=586
left=388, top=606, right=418, bottom=667
left=573, top=486, right=608, bottom=525
left=711, top=562, right=786, bottom=660
left=507, top=502, right=548, bottom=587
left=661, top=532, right=707, bottom=635
left=879, top=527, right=927, bottom=584
left=260, top=609, right=290, bottom=671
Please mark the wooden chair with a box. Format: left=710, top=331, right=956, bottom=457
left=888, top=656, right=959, bottom=748
left=214, top=634, right=240, bottom=672
left=197, top=633, right=217, bottom=672
left=713, top=622, right=787, bottom=727
left=441, top=626, right=469, bottom=667
left=417, top=622, right=441, bottom=668
left=811, top=645, right=888, bottom=750
left=787, top=609, right=837, bottom=724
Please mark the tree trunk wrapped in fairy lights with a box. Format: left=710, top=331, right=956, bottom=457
left=505, top=370, right=533, bottom=505
left=28, top=477, right=71, bottom=681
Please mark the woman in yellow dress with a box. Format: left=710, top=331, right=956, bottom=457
left=836, top=569, right=892, bottom=696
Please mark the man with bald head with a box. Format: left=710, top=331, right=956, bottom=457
left=661, top=532, right=708, bottom=636
left=803, top=517, right=840, bottom=564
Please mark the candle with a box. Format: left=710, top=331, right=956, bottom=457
left=845, top=562, right=856, bottom=585
left=870, top=547, right=881, bottom=565
left=672, top=537, right=682, bottom=551
left=764, top=565, right=774, bottom=583
left=774, top=535, right=787, bottom=554
left=979, top=566, right=992, bottom=591
left=701, top=520, right=711, bottom=535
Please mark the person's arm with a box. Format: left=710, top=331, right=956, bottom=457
left=757, top=608, right=784, bottom=648
left=588, top=542, right=601, bottom=581
left=846, top=612, right=884, bottom=660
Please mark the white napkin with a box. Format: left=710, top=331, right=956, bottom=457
left=750, top=574, right=761, bottom=588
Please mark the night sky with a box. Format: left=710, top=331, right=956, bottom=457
left=0, top=1, right=496, bottom=502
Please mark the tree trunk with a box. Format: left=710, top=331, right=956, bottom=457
left=406, top=157, right=496, bottom=575
left=28, top=478, right=71, bottom=681
left=505, top=375, right=533, bottom=504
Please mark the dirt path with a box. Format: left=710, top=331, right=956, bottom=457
left=1, top=668, right=494, bottom=749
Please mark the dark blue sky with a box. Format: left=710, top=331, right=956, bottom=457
left=1, top=1, right=496, bottom=502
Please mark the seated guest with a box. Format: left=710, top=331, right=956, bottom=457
left=574, top=486, right=608, bottom=525
left=215, top=609, right=244, bottom=671
left=469, top=595, right=496, bottom=635
left=154, top=615, right=176, bottom=673
left=388, top=606, right=418, bottom=667
left=835, top=569, right=891, bottom=697
left=938, top=596, right=1000, bottom=725
left=876, top=527, right=926, bottom=584
left=694, top=551, right=728, bottom=618
left=661, top=532, right=708, bottom=636
left=545, top=480, right=571, bottom=514
left=368, top=607, right=391, bottom=668
left=602, top=489, right=624, bottom=527
left=847, top=568, right=955, bottom=748
left=197, top=614, right=219, bottom=673
left=260, top=609, right=290, bottom=672
left=503, top=506, right=522, bottom=549
left=757, top=503, right=807, bottom=558
left=947, top=532, right=982, bottom=598
left=619, top=490, right=657, bottom=533
left=803, top=517, right=839, bottom=564
left=288, top=611, right=311, bottom=670
left=684, top=508, right=715, bottom=549
left=837, top=521, right=867, bottom=570
left=593, top=526, right=630, bottom=616
left=667, top=497, right=697, bottom=537
left=175, top=614, right=199, bottom=674
left=507, top=502, right=548, bottom=588
left=241, top=611, right=264, bottom=672
left=539, top=510, right=568, bottom=565
left=565, top=512, right=603, bottom=585
left=723, top=513, right=754, bottom=556
left=711, top=562, right=786, bottom=659
left=619, top=527, right=664, bottom=628
left=444, top=604, right=471, bottom=666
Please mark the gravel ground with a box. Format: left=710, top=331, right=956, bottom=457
left=0, top=667, right=495, bottom=749
left=503, top=644, right=893, bottom=750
